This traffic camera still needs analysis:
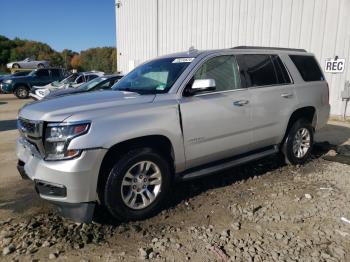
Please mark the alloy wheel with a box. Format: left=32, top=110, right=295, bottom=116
left=292, top=127, right=311, bottom=158
left=121, top=161, right=162, bottom=210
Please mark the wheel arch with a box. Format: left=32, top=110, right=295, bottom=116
left=282, top=106, right=316, bottom=143
left=97, top=135, right=175, bottom=200
left=13, top=83, right=30, bottom=92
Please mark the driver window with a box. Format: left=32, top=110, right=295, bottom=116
left=194, top=55, right=241, bottom=92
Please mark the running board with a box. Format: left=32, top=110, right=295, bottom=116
left=179, top=146, right=279, bottom=181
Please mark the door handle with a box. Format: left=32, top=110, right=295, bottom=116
left=233, top=100, right=249, bottom=106
left=281, top=93, right=293, bottom=98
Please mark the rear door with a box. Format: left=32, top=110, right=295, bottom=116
left=179, top=55, right=252, bottom=169
left=236, top=54, right=298, bottom=149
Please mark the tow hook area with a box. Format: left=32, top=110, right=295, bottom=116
left=17, top=160, right=29, bottom=180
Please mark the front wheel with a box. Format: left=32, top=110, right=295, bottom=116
left=14, top=86, right=29, bottom=99
left=12, top=63, right=20, bottom=69
left=282, top=119, right=314, bottom=165
left=103, top=148, right=171, bottom=221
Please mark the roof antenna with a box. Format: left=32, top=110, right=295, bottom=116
left=188, top=46, right=198, bottom=54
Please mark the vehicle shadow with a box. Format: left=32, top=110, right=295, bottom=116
left=94, top=140, right=338, bottom=226
left=0, top=119, right=17, bottom=132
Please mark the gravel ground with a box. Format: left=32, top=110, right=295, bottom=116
left=0, top=94, right=350, bottom=261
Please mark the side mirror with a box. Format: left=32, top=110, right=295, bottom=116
left=189, top=79, right=216, bottom=95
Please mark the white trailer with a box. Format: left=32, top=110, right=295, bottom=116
left=115, top=0, right=350, bottom=116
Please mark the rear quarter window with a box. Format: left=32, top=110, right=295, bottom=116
left=289, top=55, right=324, bottom=82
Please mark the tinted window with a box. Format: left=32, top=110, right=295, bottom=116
left=289, top=55, right=324, bottom=82
left=237, top=54, right=277, bottom=87
left=76, top=75, right=84, bottom=84
left=194, top=55, right=241, bottom=92
left=51, top=69, right=61, bottom=78
left=271, top=55, right=292, bottom=84
left=36, top=70, right=49, bottom=77
left=87, top=75, right=98, bottom=81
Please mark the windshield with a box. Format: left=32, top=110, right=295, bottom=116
left=112, top=57, right=193, bottom=94
left=77, top=76, right=108, bottom=91
left=28, top=70, right=37, bottom=76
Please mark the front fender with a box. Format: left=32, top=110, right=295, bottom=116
left=67, top=102, right=186, bottom=172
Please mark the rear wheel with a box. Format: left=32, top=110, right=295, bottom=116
left=282, top=119, right=314, bottom=165
left=103, top=148, right=171, bottom=221
left=14, top=86, right=29, bottom=99
left=37, top=63, right=45, bottom=69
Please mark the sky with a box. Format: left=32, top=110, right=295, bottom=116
left=0, top=0, right=116, bottom=52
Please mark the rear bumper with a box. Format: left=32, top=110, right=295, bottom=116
left=316, top=104, right=331, bottom=130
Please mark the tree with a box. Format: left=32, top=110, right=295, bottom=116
left=0, top=35, right=117, bottom=73
left=70, top=54, right=81, bottom=70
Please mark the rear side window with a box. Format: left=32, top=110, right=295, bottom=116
left=271, top=55, right=292, bottom=84
left=289, top=55, right=324, bottom=82
left=236, top=54, right=292, bottom=87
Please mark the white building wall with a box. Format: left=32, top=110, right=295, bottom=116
left=116, top=0, right=350, bottom=116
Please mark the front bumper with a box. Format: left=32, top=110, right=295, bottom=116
left=0, top=82, right=13, bottom=93
left=29, top=93, right=42, bottom=100
left=16, top=137, right=107, bottom=222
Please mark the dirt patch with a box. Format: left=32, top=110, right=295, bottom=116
left=1, top=157, right=350, bottom=261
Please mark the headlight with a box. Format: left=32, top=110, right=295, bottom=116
left=44, top=121, right=90, bottom=160
left=4, top=79, right=12, bottom=84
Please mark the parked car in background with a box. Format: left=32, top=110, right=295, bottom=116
left=16, top=47, right=329, bottom=223
left=31, top=75, right=122, bottom=100
left=0, top=68, right=67, bottom=98
left=0, top=71, right=30, bottom=83
left=30, top=71, right=105, bottom=100
left=7, top=58, right=49, bottom=69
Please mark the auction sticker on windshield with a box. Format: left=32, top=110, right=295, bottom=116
left=172, top=58, right=195, bottom=63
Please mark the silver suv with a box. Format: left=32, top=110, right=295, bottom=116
left=16, top=47, right=330, bottom=223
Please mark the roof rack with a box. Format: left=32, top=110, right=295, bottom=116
left=232, top=46, right=307, bottom=52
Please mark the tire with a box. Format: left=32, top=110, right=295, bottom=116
left=12, top=63, right=20, bottom=69
left=282, top=118, right=314, bottom=165
left=103, top=148, right=172, bottom=221
left=14, top=86, right=29, bottom=99
left=37, top=63, right=45, bottom=69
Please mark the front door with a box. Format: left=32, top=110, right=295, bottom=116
left=32, top=69, right=51, bottom=86
left=180, top=55, right=252, bottom=169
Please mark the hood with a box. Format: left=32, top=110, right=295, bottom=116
left=6, top=75, right=31, bottom=81
left=19, top=90, right=155, bottom=121
left=46, top=87, right=86, bottom=98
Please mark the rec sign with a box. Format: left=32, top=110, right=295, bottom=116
left=325, top=57, right=346, bottom=73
